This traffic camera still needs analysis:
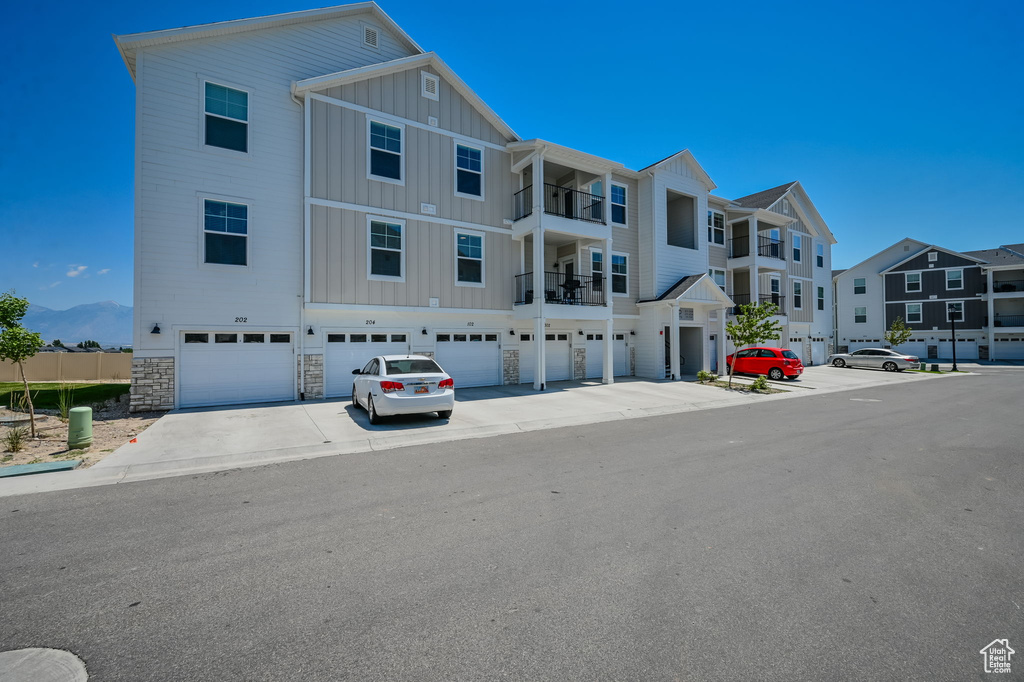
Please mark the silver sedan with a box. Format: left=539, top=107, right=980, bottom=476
left=827, top=348, right=919, bottom=371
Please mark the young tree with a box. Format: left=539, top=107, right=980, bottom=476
left=0, top=291, right=45, bottom=436
left=884, top=316, right=913, bottom=350
left=52, top=339, right=64, bottom=347
left=724, top=302, right=784, bottom=389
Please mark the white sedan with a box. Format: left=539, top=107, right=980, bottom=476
left=351, top=355, right=455, bottom=424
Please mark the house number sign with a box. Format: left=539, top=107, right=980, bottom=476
left=235, top=317, right=247, bottom=323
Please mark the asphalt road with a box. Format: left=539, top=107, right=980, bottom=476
left=1, top=372, right=1021, bottom=681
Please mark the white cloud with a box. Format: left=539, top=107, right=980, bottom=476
left=39, top=281, right=61, bottom=290
left=32, top=261, right=40, bottom=268
left=97, top=268, right=111, bottom=275
left=66, top=265, right=88, bottom=277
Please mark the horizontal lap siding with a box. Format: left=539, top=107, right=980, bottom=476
left=611, top=174, right=640, bottom=316
left=310, top=207, right=512, bottom=309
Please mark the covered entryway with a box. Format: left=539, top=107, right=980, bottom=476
left=324, top=332, right=410, bottom=397
left=179, top=331, right=295, bottom=408
left=434, top=332, right=502, bottom=388
left=520, top=332, right=572, bottom=384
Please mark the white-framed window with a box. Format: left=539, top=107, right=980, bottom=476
left=204, top=82, right=248, bottom=153
left=367, top=217, right=404, bottom=281
left=816, top=243, right=824, bottom=268
left=368, top=119, right=403, bottom=183
left=817, top=286, right=825, bottom=311
left=793, top=281, right=803, bottom=309
left=905, top=272, right=921, bottom=293
left=707, top=210, right=725, bottom=245
left=854, top=277, right=866, bottom=294
left=906, top=303, right=922, bottom=324
left=946, top=269, right=963, bottom=290
left=611, top=184, right=627, bottom=225
left=708, top=268, right=726, bottom=289
left=421, top=71, right=439, bottom=101
left=611, top=253, right=628, bottom=295
left=792, top=234, right=802, bottom=262
left=591, top=250, right=604, bottom=291
left=854, top=306, right=867, bottom=323
left=928, top=251, right=938, bottom=262
left=203, top=198, right=248, bottom=266
left=454, top=142, right=483, bottom=199
left=946, top=301, right=964, bottom=322
left=454, top=230, right=484, bottom=286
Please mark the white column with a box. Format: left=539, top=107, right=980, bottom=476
left=531, top=154, right=546, bottom=389
left=749, top=218, right=759, bottom=309
left=602, top=237, right=613, bottom=307
left=749, top=217, right=758, bottom=261
left=603, top=317, right=614, bottom=384
left=750, top=267, right=759, bottom=309
left=719, top=310, right=727, bottom=373
left=987, top=268, right=995, bottom=360
left=669, top=305, right=681, bottom=380
left=603, top=172, right=613, bottom=226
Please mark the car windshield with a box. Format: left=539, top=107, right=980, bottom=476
left=781, top=350, right=800, bottom=360
left=384, top=359, right=443, bottom=375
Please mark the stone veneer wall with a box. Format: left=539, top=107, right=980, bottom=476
left=301, top=354, right=323, bottom=400
left=630, top=346, right=636, bottom=375
left=503, top=349, right=519, bottom=385
left=130, top=357, right=174, bottom=412
left=573, top=347, right=586, bottom=380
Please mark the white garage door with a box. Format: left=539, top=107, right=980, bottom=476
left=938, top=339, right=978, bottom=360
left=995, top=336, right=1024, bottom=359
left=893, top=341, right=928, bottom=358
left=434, top=332, right=502, bottom=388
left=811, top=340, right=826, bottom=366
left=179, top=331, right=295, bottom=408
left=324, top=332, right=410, bottom=397
left=520, top=333, right=572, bottom=384
left=585, top=333, right=630, bottom=378
left=847, top=340, right=881, bottom=352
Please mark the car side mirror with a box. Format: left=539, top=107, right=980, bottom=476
left=351, top=369, right=361, bottom=375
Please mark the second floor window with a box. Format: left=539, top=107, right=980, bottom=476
left=817, top=286, right=825, bottom=311
left=708, top=268, right=726, bottom=288
left=455, top=144, right=483, bottom=197
left=369, top=121, right=402, bottom=181
left=906, top=303, right=922, bottom=323
left=854, top=277, right=866, bottom=294
left=707, top=211, right=725, bottom=245
left=854, top=306, right=867, bottom=323
left=906, top=272, right=921, bottom=292
left=591, top=251, right=603, bottom=290
left=946, top=301, right=964, bottom=321
left=203, top=200, right=247, bottom=266
left=611, top=254, right=628, bottom=294
left=816, top=243, right=824, bottom=268
left=611, top=185, right=627, bottom=225
left=455, top=231, right=483, bottom=284
left=204, top=83, right=248, bottom=153
left=793, top=281, right=803, bottom=309
left=792, top=234, right=802, bottom=262
left=368, top=219, right=403, bottom=279
left=946, top=269, right=963, bottom=290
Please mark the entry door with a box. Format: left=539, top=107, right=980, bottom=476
left=710, top=334, right=718, bottom=372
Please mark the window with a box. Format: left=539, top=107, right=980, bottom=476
left=905, top=272, right=921, bottom=293
left=906, top=303, right=922, bottom=323
left=269, top=334, right=290, bottom=343
left=816, top=243, right=824, bottom=268
left=946, top=269, right=963, bottom=290
left=243, top=334, right=264, bottom=343
left=215, top=333, right=237, bottom=343
left=928, top=251, right=938, bottom=262
left=611, top=185, right=627, bottom=225
left=708, top=268, right=726, bottom=288
left=455, top=143, right=483, bottom=198
left=611, top=254, right=628, bottom=294
left=817, top=286, right=825, bottom=311
left=421, top=71, right=439, bottom=101
left=793, top=281, right=803, bottom=309
left=946, top=301, right=964, bottom=322
left=204, top=83, right=248, bottom=153
left=854, top=277, right=866, bottom=294
left=854, top=306, right=867, bottom=323
left=327, top=334, right=346, bottom=342
left=184, top=333, right=208, bottom=343
left=368, top=219, right=403, bottom=280
left=792, top=234, right=802, bottom=262
left=591, top=250, right=603, bottom=290
left=204, top=200, right=248, bottom=266
left=369, top=120, right=402, bottom=182
left=455, top=231, right=483, bottom=285
left=707, top=210, right=725, bottom=245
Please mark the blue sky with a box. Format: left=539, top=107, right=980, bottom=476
left=2, top=0, right=1022, bottom=310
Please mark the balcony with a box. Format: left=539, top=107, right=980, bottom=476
left=514, top=271, right=605, bottom=306
left=729, top=293, right=785, bottom=316
left=512, top=184, right=605, bottom=224
left=728, top=234, right=785, bottom=260
left=993, top=314, right=1024, bottom=327
left=985, top=279, right=1024, bottom=294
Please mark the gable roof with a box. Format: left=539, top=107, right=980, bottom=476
left=732, top=182, right=797, bottom=209
left=114, top=2, right=423, bottom=80
left=880, top=244, right=986, bottom=274
left=834, top=238, right=930, bottom=278
left=832, top=269, right=846, bottom=279
left=963, top=246, right=1024, bottom=266
left=638, top=150, right=717, bottom=190
left=638, top=274, right=733, bottom=307
left=293, top=52, right=519, bottom=142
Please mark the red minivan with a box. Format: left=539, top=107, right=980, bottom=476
left=725, top=347, right=804, bottom=380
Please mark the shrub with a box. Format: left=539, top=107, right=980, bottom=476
left=3, top=427, right=28, bottom=453
left=56, top=383, right=76, bottom=422
left=750, top=375, right=770, bottom=391
left=697, top=370, right=712, bottom=384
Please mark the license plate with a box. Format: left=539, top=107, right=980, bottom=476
left=415, top=386, right=429, bottom=394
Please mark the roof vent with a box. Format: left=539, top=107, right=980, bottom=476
left=363, top=24, right=379, bottom=49
left=421, top=72, right=439, bottom=101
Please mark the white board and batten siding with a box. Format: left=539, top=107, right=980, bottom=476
left=651, top=168, right=711, bottom=297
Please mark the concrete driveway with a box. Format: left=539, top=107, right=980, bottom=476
left=1, top=368, right=949, bottom=496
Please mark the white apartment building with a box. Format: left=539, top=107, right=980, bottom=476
left=114, top=2, right=837, bottom=411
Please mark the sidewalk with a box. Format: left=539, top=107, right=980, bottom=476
left=0, top=366, right=959, bottom=497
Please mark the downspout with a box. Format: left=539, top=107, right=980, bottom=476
left=292, top=83, right=308, bottom=399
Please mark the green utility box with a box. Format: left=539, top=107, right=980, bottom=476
left=68, top=407, right=93, bottom=449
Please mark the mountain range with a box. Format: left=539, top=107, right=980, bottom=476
left=23, top=301, right=133, bottom=348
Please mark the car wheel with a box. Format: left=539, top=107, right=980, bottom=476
left=437, top=409, right=452, bottom=419
left=769, top=367, right=784, bottom=381
left=351, top=385, right=360, bottom=410
left=883, top=361, right=897, bottom=372
left=832, top=358, right=846, bottom=368
left=367, top=395, right=381, bottom=425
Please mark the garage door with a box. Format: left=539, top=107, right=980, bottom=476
left=585, top=333, right=629, bottom=378
left=811, top=339, right=826, bottom=366
left=520, top=333, right=572, bottom=384
left=434, top=332, right=502, bottom=388
left=995, top=336, right=1024, bottom=358
left=324, top=332, right=410, bottom=397
left=893, top=340, right=928, bottom=358
left=179, top=331, right=295, bottom=408
left=938, top=338, right=978, bottom=360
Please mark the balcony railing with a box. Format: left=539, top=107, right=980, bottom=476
left=729, top=293, right=785, bottom=315
left=989, top=279, right=1024, bottom=294
left=511, top=184, right=606, bottom=224
left=514, top=271, right=605, bottom=306
left=728, top=235, right=786, bottom=259
left=994, top=314, right=1024, bottom=327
